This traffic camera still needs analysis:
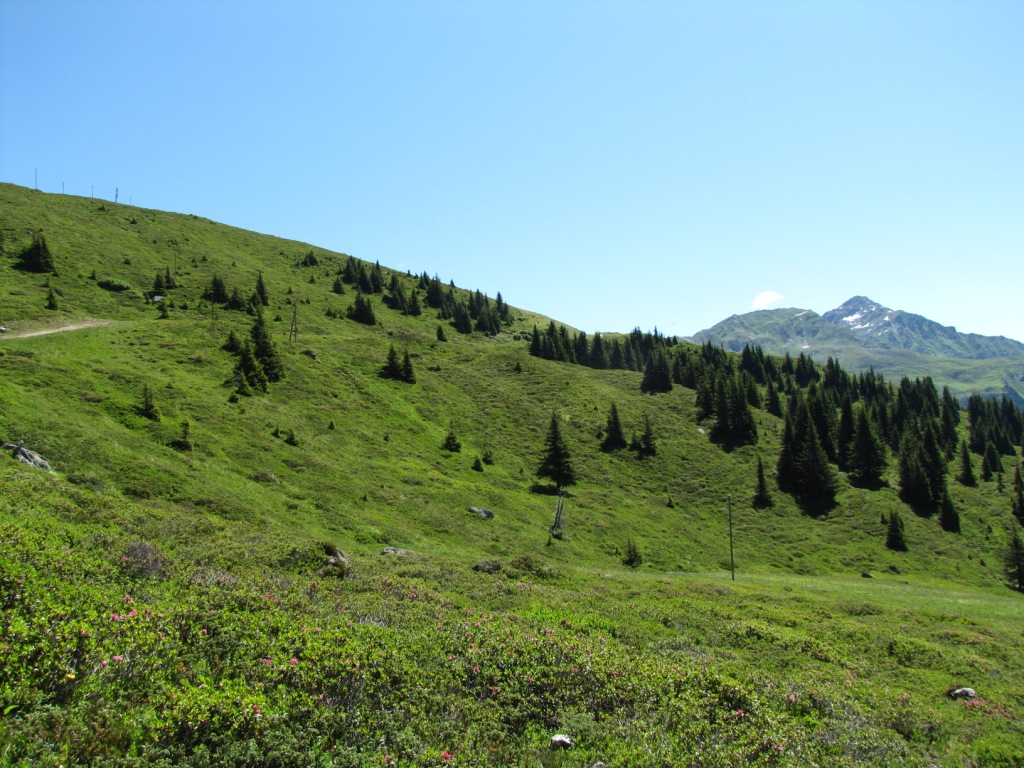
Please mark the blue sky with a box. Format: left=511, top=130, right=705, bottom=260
left=2, top=1, right=1022, bottom=341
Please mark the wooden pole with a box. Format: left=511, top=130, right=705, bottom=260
left=728, top=494, right=735, bottom=581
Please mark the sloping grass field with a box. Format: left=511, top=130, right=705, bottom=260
left=1, top=183, right=1022, bottom=766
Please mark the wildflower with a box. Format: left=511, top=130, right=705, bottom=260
left=289, top=658, right=299, bottom=665
left=65, top=673, right=76, bottom=680
left=101, top=660, right=108, bottom=666
left=113, top=655, right=124, bottom=662
left=442, top=750, right=454, bottom=762
left=111, top=614, right=120, bottom=621
left=128, top=610, right=138, bottom=618
left=200, top=628, right=207, bottom=635
left=262, top=659, right=273, bottom=665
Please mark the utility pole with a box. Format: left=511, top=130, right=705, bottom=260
left=728, top=495, right=735, bottom=581
left=289, top=303, right=299, bottom=342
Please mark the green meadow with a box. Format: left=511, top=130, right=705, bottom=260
left=1, top=183, right=1022, bottom=766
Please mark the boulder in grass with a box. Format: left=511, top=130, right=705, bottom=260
left=550, top=734, right=573, bottom=750
left=469, top=506, right=494, bottom=520
left=948, top=687, right=977, bottom=700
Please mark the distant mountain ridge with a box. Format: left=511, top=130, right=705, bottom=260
left=689, top=296, right=1024, bottom=403
left=821, top=296, right=1024, bottom=359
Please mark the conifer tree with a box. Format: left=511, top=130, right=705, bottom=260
left=981, top=454, right=993, bottom=482
left=537, top=412, right=576, bottom=490
left=623, top=538, right=643, bottom=567
left=848, top=407, right=887, bottom=488
left=382, top=345, right=403, bottom=380
left=886, top=510, right=908, bottom=551
left=899, top=432, right=934, bottom=513
left=640, top=348, right=673, bottom=394
left=152, top=270, right=166, bottom=294
left=765, top=380, right=782, bottom=418
left=600, top=404, right=628, bottom=452
left=250, top=306, right=284, bottom=382
left=347, top=292, right=377, bottom=326
left=956, top=440, right=977, bottom=487
left=1012, top=464, right=1024, bottom=525
left=436, top=324, right=447, bottom=342
left=18, top=233, right=56, bottom=273
left=796, top=420, right=839, bottom=513
left=332, top=276, right=345, bottom=295
left=939, top=491, right=960, bottom=533
left=837, top=396, right=855, bottom=467
left=1006, top=526, right=1024, bottom=592
left=140, top=385, right=160, bottom=421
left=401, top=350, right=416, bottom=383
left=636, top=414, right=657, bottom=459
left=235, top=340, right=268, bottom=393
left=984, top=441, right=1003, bottom=477
left=408, top=291, right=422, bottom=316
left=752, top=456, right=773, bottom=509
left=46, top=288, right=59, bottom=311
left=206, top=274, right=230, bottom=304
left=256, top=271, right=270, bottom=306
left=441, top=426, right=462, bottom=453
left=164, top=266, right=176, bottom=290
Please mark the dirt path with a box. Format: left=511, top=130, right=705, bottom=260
left=1, top=319, right=111, bottom=338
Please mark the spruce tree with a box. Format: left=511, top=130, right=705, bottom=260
left=848, top=407, right=887, bottom=488
left=837, top=396, right=855, bottom=467
left=45, top=288, right=59, bottom=311
left=401, top=350, right=416, bottom=383
left=640, top=348, right=673, bottom=393
left=256, top=271, right=270, bottom=306
left=796, top=420, right=839, bottom=513
left=623, top=538, right=643, bottom=568
left=1012, top=464, right=1024, bottom=525
left=636, top=414, right=657, bottom=459
left=939, top=491, right=960, bottom=533
left=206, top=274, right=230, bottom=304
left=537, top=412, right=576, bottom=490
left=957, top=440, right=977, bottom=487
left=18, top=233, right=56, bottom=273
left=1006, top=526, right=1024, bottom=592
left=984, top=441, right=1004, bottom=477
left=886, top=510, right=908, bottom=551
left=250, top=306, right=284, bottom=382
left=441, top=427, right=462, bottom=453
left=382, top=345, right=403, bottom=379
left=752, top=456, right=773, bottom=509
left=347, top=292, right=377, bottom=325
left=141, top=385, right=161, bottom=421
left=765, top=380, right=782, bottom=418
left=600, top=403, right=628, bottom=452
left=235, top=340, right=269, bottom=393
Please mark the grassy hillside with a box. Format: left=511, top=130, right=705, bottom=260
left=2, top=183, right=1023, bottom=766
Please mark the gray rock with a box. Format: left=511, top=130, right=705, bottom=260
left=949, top=687, right=977, bottom=700
left=380, top=547, right=414, bottom=557
left=550, top=734, right=573, bottom=750
left=469, top=506, right=494, bottom=519
left=861, top=571, right=874, bottom=578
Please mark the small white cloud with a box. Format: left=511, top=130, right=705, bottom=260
left=752, top=290, right=784, bottom=310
